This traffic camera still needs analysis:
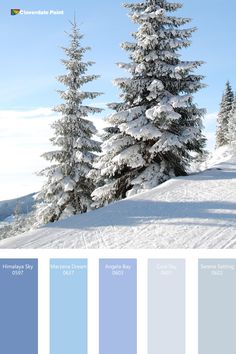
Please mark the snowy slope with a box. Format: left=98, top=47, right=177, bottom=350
left=1, top=152, right=236, bottom=249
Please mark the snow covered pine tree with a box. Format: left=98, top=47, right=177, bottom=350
left=92, top=0, right=206, bottom=207
left=228, top=92, right=236, bottom=147
left=36, top=20, right=102, bottom=224
left=216, top=81, right=234, bottom=148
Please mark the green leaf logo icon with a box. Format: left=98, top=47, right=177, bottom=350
left=11, top=9, right=21, bottom=16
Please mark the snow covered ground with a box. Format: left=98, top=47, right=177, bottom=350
left=1, top=147, right=236, bottom=249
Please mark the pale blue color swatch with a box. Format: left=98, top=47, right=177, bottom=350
left=50, top=259, right=87, bottom=354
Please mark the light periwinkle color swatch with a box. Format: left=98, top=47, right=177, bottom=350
left=50, top=259, right=87, bottom=354
left=0, top=259, right=38, bottom=354
left=148, top=259, right=185, bottom=354
left=199, top=259, right=236, bottom=354
left=99, top=259, right=137, bottom=354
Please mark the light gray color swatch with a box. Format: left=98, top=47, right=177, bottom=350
left=199, top=259, right=236, bottom=354
left=148, top=259, right=185, bottom=354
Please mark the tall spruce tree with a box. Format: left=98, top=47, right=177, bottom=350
left=36, top=20, right=102, bottom=224
left=216, top=81, right=234, bottom=148
left=92, top=0, right=206, bottom=207
left=228, top=92, right=236, bottom=146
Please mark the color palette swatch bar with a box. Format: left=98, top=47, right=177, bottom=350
left=199, top=259, right=236, bottom=354
left=99, top=259, right=137, bottom=354
left=148, top=259, right=185, bottom=354
left=0, top=259, right=38, bottom=354
left=50, top=259, right=87, bottom=354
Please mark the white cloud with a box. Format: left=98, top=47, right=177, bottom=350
left=0, top=108, right=57, bottom=200
left=0, top=107, right=55, bottom=120
left=204, top=112, right=217, bottom=124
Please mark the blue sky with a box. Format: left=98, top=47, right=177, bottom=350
left=0, top=0, right=235, bottom=199
left=0, top=0, right=235, bottom=111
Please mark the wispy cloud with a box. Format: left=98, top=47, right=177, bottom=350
left=0, top=108, right=55, bottom=119
left=0, top=108, right=57, bottom=199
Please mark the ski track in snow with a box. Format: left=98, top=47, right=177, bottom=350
left=1, top=157, right=236, bottom=249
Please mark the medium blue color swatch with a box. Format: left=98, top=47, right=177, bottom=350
left=50, top=259, right=87, bottom=354
left=99, top=259, right=137, bottom=354
left=0, top=259, right=38, bottom=354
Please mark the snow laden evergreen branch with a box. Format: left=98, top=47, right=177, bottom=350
left=92, top=0, right=206, bottom=207
left=35, top=20, right=102, bottom=225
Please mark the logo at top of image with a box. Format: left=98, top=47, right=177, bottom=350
left=11, top=9, right=21, bottom=16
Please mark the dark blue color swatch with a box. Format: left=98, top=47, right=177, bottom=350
left=0, top=259, right=38, bottom=354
